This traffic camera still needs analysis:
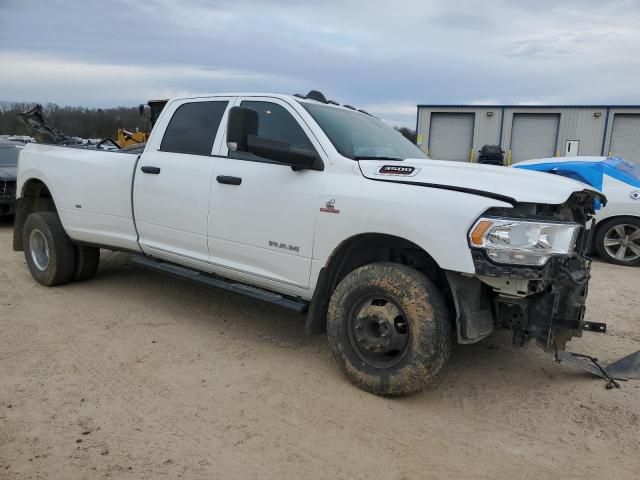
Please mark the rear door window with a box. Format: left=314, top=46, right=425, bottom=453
left=160, top=101, right=228, bottom=155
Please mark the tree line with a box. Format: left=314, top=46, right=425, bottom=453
left=394, top=126, right=417, bottom=144
left=0, top=101, right=148, bottom=140
left=1, top=100, right=417, bottom=144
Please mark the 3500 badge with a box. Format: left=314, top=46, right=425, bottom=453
left=378, top=165, right=416, bottom=176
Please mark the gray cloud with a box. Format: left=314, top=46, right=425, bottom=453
left=1, top=0, right=639, bottom=126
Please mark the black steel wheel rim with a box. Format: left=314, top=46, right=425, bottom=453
left=347, top=294, right=411, bottom=369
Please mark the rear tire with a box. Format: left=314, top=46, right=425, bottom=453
left=327, top=262, right=452, bottom=397
left=23, top=212, right=76, bottom=286
left=594, top=217, right=640, bottom=267
left=74, top=246, right=100, bottom=281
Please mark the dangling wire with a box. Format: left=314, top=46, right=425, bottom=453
left=555, top=347, right=624, bottom=389
left=569, top=352, right=623, bottom=389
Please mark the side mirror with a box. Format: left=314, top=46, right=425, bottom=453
left=226, top=106, right=258, bottom=152
left=246, top=135, right=322, bottom=171
left=226, top=106, right=323, bottom=171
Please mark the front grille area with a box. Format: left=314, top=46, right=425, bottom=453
left=0, top=180, right=16, bottom=197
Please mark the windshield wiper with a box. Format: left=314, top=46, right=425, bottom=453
left=353, top=156, right=404, bottom=161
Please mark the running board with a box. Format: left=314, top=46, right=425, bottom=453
left=130, top=254, right=308, bottom=313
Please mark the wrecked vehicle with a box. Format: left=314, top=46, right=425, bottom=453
left=18, top=104, right=121, bottom=151
left=0, top=140, right=21, bottom=216
left=13, top=91, right=612, bottom=395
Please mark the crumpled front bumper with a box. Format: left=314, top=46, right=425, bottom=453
left=447, top=252, right=602, bottom=351
left=484, top=254, right=595, bottom=350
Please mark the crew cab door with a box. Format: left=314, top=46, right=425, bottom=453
left=133, top=98, right=231, bottom=264
left=208, top=97, right=327, bottom=290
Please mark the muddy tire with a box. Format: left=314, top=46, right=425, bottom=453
left=594, top=217, right=640, bottom=267
left=327, top=262, right=452, bottom=396
left=74, top=246, right=100, bottom=281
left=23, top=212, right=76, bottom=287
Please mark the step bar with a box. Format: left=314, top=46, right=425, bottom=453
left=130, top=254, right=308, bottom=313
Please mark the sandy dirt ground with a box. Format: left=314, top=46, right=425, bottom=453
left=1, top=216, right=639, bottom=479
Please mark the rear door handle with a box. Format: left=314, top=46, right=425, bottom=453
left=217, top=175, right=242, bottom=185
left=141, top=166, right=161, bottom=174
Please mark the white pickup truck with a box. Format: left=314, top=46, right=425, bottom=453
left=14, top=90, right=607, bottom=396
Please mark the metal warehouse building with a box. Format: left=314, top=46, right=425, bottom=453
left=416, top=105, right=640, bottom=164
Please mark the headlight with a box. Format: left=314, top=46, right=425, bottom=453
left=469, top=218, right=580, bottom=266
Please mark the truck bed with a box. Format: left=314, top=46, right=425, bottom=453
left=18, top=144, right=142, bottom=252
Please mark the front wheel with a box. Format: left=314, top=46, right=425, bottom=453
left=327, top=262, right=452, bottom=396
left=595, top=217, right=640, bottom=267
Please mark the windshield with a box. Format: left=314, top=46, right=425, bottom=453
left=0, top=145, right=20, bottom=167
left=604, top=157, right=640, bottom=182
left=301, top=102, right=427, bottom=161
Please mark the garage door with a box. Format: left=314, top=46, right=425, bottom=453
left=609, top=114, right=640, bottom=163
left=510, top=113, right=560, bottom=162
left=428, top=113, right=474, bottom=161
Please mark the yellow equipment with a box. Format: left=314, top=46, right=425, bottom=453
left=116, top=128, right=147, bottom=149
left=116, top=100, right=168, bottom=149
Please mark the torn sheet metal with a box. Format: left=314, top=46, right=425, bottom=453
left=554, top=349, right=640, bottom=389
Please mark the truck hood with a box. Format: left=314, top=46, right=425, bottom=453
left=0, top=166, right=17, bottom=181
left=358, top=158, right=603, bottom=205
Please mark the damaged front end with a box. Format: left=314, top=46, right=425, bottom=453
left=477, top=252, right=599, bottom=350
left=449, top=189, right=607, bottom=352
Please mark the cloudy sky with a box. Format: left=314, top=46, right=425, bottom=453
left=1, top=0, right=640, bottom=126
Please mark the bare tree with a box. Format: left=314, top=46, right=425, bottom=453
left=394, top=126, right=417, bottom=144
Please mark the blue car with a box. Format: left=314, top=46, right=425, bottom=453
left=515, top=156, right=640, bottom=267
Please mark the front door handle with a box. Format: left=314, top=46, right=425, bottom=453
left=217, top=175, right=242, bottom=185
left=141, top=166, right=161, bottom=174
